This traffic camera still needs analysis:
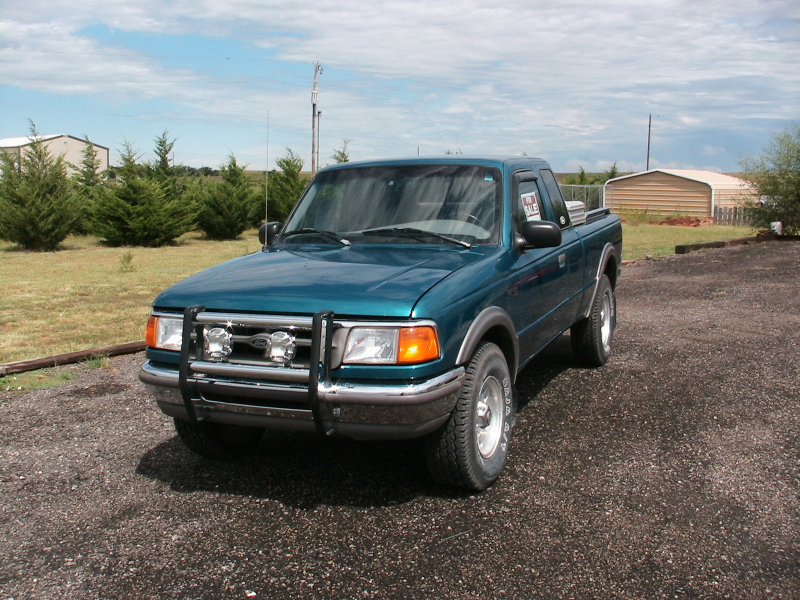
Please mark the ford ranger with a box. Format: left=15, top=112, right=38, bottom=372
left=140, top=157, right=622, bottom=490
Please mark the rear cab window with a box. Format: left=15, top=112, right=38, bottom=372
left=539, top=169, right=571, bottom=228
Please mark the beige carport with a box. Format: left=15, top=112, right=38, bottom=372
left=603, top=170, right=757, bottom=218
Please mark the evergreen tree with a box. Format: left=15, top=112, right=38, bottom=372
left=74, top=137, right=104, bottom=187
left=117, top=140, right=145, bottom=181
left=143, top=131, right=185, bottom=203
left=602, top=162, right=620, bottom=183
left=331, top=138, right=351, bottom=163
left=264, top=149, right=309, bottom=223
left=93, top=177, right=194, bottom=247
left=92, top=134, right=193, bottom=246
left=0, top=123, right=80, bottom=251
left=72, top=136, right=105, bottom=234
left=196, top=155, right=261, bottom=240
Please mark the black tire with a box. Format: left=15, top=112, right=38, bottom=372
left=571, top=273, right=616, bottom=367
left=424, top=342, right=515, bottom=491
left=173, top=418, right=264, bottom=460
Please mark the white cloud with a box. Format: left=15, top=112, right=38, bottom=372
left=1, top=0, right=798, bottom=169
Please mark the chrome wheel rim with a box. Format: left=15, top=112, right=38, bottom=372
left=600, top=290, right=613, bottom=352
left=475, top=375, right=504, bottom=459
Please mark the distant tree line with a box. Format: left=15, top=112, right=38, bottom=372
left=0, top=123, right=342, bottom=251
left=562, top=163, right=621, bottom=186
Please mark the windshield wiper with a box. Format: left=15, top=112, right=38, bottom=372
left=365, top=227, right=472, bottom=248
left=282, top=228, right=351, bottom=246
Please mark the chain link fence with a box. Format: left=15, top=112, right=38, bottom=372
left=560, top=185, right=605, bottom=210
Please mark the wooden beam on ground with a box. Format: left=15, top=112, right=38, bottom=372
left=675, top=231, right=789, bottom=255
left=0, top=341, right=146, bottom=376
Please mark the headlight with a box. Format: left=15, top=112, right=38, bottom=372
left=146, top=315, right=183, bottom=351
left=343, top=326, right=440, bottom=365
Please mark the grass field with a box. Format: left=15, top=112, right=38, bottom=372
left=622, top=222, right=753, bottom=260
left=0, top=231, right=263, bottom=364
left=0, top=222, right=754, bottom=365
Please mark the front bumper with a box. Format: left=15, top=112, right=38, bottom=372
left=140, top=360, right=463, bottom=440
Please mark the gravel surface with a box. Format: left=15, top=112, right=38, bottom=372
left=2, top=241, right=799, bottom=600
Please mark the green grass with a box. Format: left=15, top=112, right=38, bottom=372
left=0, top=367, right=75, bottom=393
left=0, top=223, right=755, bottom=364
left=621, top=223, right=753, bottom=261
left=0, top=230, right=263, bottom=364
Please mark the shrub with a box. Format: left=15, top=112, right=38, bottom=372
left=741, top=123, right=800, bottom=234
left=93, top=177, right=194, bottom=247
left=92, top=132, right=194, bottom=246
left=72, top=136, right=106, bottom=235
left=264, top=148, right=309, bottom=224
left=0, top=124, right=81, bottom=251
left=195, top=156, right=261, bottom=240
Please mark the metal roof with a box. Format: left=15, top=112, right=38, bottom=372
left=605, top=168, right=752, bottom=189
left=0, top=134, right=110, bottom=150
left=0, top=134, right=64, bottom=147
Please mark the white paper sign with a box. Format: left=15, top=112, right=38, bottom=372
left=521, top=192, right=542, bottom=221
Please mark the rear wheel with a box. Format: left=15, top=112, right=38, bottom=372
left=424, top=342, right=514, bottom=491
left=571, top=273, right=616, bottom=367
left=173, top=418, right=264, bottom=460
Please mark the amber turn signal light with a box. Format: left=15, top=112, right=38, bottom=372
left=398, top=326, right=440, bottom=364
left=146, top=315, right=158, bottom=348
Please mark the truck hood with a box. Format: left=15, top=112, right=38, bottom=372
left=153, top=245, right=486, bottom=318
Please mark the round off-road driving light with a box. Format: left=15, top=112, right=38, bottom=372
left=204, top=326, right=232, bottom=362
left=268, top=331, right=296, bottom=364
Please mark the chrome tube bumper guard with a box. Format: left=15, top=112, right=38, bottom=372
left=159, top=306, right=463, bottom=437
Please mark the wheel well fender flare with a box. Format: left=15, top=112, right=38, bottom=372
left=455, top=307, right=519, bottom=383
left=582, top=242, right=619, bottom=319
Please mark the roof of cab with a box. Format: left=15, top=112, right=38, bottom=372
left=317, top=155, right=550, bottom=173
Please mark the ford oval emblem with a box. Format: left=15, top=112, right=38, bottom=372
left=249, top=334, right=272, bottom=350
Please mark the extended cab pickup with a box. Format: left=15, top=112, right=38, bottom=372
left=140, top=157, right=622, bottom=490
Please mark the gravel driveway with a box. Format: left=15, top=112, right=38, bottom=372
left=2, top=241, right=799, bottom=600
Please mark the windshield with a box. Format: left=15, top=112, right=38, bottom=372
left=281, top=164, right=502, bottom=246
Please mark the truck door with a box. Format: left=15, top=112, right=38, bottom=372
left=539, top=168, right=584, bottom=325
left=510, top=171, right=582, bottom=363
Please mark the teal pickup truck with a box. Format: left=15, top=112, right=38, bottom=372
left=140, top=157, right=622, bottom=490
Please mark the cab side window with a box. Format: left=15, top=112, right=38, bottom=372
left=540, top=169, right=571, bottom=228
left=515, top=180, right=546, bottom=233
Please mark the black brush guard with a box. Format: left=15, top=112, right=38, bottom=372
left=177, top=305, right=337, bottom=436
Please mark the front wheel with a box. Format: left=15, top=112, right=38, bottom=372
left=571, top=273, right=616, bottom=367
left=424, top=342, right=515, bottom=491
left=173, top=418, right=264, bottom=460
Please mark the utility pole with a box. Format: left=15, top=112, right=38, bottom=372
left=311, top=62, right=322, bottom=174
left=265, top=110, right=270, bottom=224
left=646, top=113, right=652, bottom=171
left=316, top=110, right=322, bottom=171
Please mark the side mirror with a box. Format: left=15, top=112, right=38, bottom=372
left=521, top=221, right=562, bottom=249
left=259, top=222, right=282, bottom=246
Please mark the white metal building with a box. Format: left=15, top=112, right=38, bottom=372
left=0, top=134, right=110, bottom=175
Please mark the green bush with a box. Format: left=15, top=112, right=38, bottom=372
left=92, top=132, right=194, bottom=247
left=741, top=123, right=800, bottom=234
left=195, top=156, right=261, bottom=240
left=263, top=148, right=309, bottom=224
left=0, top=124, right=81, bottom=251
left=72, top=136, right=106, bottom=235
left=93, top=177, right=194, bottom=247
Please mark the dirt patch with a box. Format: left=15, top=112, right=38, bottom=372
left=1, top=241, right=799, bottom=600
left=658, top=216, right=716, bottom=227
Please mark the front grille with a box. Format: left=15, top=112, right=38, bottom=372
left=191, top=312, right=319, bottom=382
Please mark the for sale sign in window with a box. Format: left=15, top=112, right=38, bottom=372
left=521, top=192, right=542, bottom=221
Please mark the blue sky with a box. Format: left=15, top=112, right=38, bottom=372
left=1, top=0, right=798, bottom=173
